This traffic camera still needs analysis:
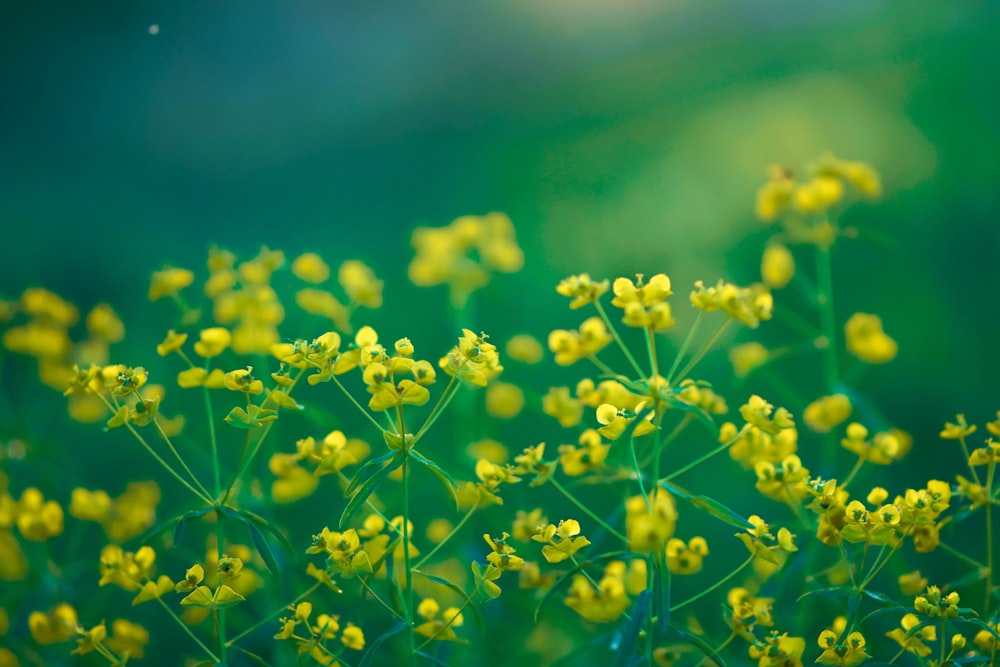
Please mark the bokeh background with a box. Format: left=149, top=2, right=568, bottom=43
left=1, top=1, right=999, bottom=664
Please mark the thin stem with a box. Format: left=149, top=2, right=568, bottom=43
left=639, top=413, right=692, bottom=469
left=204, top=382, right=221, bottom=498
left=227, top=582, right=322, bottom=646
left=329, top=373, right=385, bottom=433
left=671, top=553, right=755, bottom=611
left=96, top=392, right=212, bottom=504
left=673, top=318, right=732, bottom=384
left=412, top=376, right=459, bottom=446
left=359, top=577, right=405, bottom=622
left=414, top=505, right=477, bottom=569
left=840, top=457, right=865, bottom=490
left=215, top=514, right=228, bottom=664
left=550, top=476, right=628, bottom=544
left=985, top=458, right=995, bottom=614
left=666, top=311, right=703, bottom=385
left=137, top=390, right=213, bottom=501
left=645, top=327, right=659, bottom=379
left=659, top=425, right=747, bottom=484
left=815, top=243, right=839, bottom=393
left=154, top=592, right=221, bottom=662
left=401, top=447, right=416, bottom=666
left=936, top=541, right=985, bottom=570
left=586, top=354, right=618, bottom=379
left=414, top=587, right=476, bottom=651
left=593, top=299, right=646, bottom=379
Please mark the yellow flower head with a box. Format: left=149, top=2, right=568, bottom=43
left=194, top=327, right=232, bottom=358
left=291, top=252, right=330, bottom=283
left=844, top=313, right=897, bottom=364
left=149, top=267, right=194, bottom=301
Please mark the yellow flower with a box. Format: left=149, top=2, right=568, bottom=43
left=626, top=491, right=677, bottom=553
left=748, top=631, right=805, bottom=667
left=940, top=414, right=976, bottom=440
left=28, top=603, right=78, bottom=644
left=755, top=166, right=795, bottom=222
left=969, top=439, right=1000, bottom=466
left=556, top=273, right=610, bottom=309
left=484, top=532, right=525, bottom=571
left=71, top=622, right=107, bottom=656
left=132, top=574, right=175, bottom=606
left=740, top=395, right=795, bottom=434
left=175, top=563, right=205, bottom=592
left=16, top=488, right=63, bottom=541
left=485, top=381, right=525, bottom=419
left=564, top=565, right=630, bottom=623
left=149, top=266, right=194, bottom=301
left=761, top=244, right=795, bottom=289
left=341, top=623, right=365, bottom=650
left=729, top=342, right=770, bottom=378
left=291, top=252, right=331, bottom=283
left=596, top=401, right=656, bottom=440
left=803, top=394, right=852, bottom=433
left=339, top=260, right=383, bottom=308
left=223, top=366, right=264, bottom=394
left=844, top=313, right=897, bottom=364
left=505, top=334, right=544, bottom=364
left=85, top=303, right=125, bottom=342
left=886, top=613, right=935, bottom=657
left=534, top=519, right=591, bottom=564
left=193, top=327, right=232, bottom=358
left=542, top=386, right=583, bottom=428
left=156, top=329, right=188, bottom=356
left=816, top=629, right=869, bottom=666
left=105, top=619, right=150, bottom=659
left=665, top=537, right=709, bottom=575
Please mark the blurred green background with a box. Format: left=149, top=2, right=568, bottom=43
left=1, top=0, right=997, bottom=430
left=1, top=1, right=999, bottom=664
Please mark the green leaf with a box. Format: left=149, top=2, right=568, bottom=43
left=410, top=448, right=459, bottom=509
left=534, top=550, right=633, bottom=623
left=860, top=588, right=897, bottom=604
left=172, top=507, right=215, bottom=547
left=659, top=480, right=752, bottom=530
left=670, top=624, right=728, bottom=667
left=859, top=606, right=910, bottom=625
left=656, top=558, right=671, bottom=632
left=413, top=569, right=484, bottom=634
left=613, top=590, right=650, bottom=667
left=415, top=652, right=452, bottom=667
left=345, top=449, right=398, bottom=497
left=663, top=395, right=720, bottom=437
left=245, top=519, right=281, bottom=580
left=796, top=586, right=853, bottom=603
left=359, top=621, right=407, bottom=667
left=236, top=647, right=273, bottom=667
left=340, top=451, right=406, bottom=528
left=954, top=617, right=1000, bottom=641
left=222, top=507, right=295, bottom=556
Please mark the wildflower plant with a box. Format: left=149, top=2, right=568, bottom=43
left=0, top=163, right=997, bottom=667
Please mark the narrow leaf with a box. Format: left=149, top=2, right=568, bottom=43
left=613, top=590, right=650, bottom=667
left=359, top=621, right=407, bottom=667
left=670, top=624, right=728, bottom=667
left=246, top=520, right=281, bottom=580
left=410, top=448, right=459, bottom=509
left=345, top=449, right=398, bottom=497
left=236, top=647, right=273, bottom=667
left=340, top=451, right=406, bottom=528
left=659, top=480, right=752, bottom=529
left=172, top=507, right=215, bottom=547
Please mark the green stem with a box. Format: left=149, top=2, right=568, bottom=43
left=108, top=402, right=212, bottom=504
left=359, top=576, right=405, bottom=622
left=414, top=505, right=477, bottom=569
left=666, top=311, right=703, bottom=385
left=840, top=457, right=865, bottom=490
left=815, top=243, right=839, bottom=393
left=226, top=582, right=322, bottom=646
left=985, top=458, right=995, bottom=614
left=550, top=476, right=628, bottom=544
left=594, top=299, right=646, bottom=379
left=153, top=592, right=221, bottom=662
left=412, top=376, right=459, bottom=446
left=673, top=318, right=732, bottom=384
left=659, top=425, right=747, bottom=484
left=936, top=541, right=985, bottom=570
left=215, top=513, right=228, bottom=664
left=204, top=381, right=221, bottom=498
left=329, top=372, right=385, bottom=433
left=402, top=451, right=416, bottom=666
left=671, top=553, right=755, bottom=611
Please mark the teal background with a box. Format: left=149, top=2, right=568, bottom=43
left=1, top=1, right=999, bottom=665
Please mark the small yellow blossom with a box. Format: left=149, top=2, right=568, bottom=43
left=844, top=313, right=897, bottom=364
left=223, top=366, right=264, bottom=394
left=149, top=266, right=194, bottom=301
left=940, top=414, right=976, bottom=440
left=485, top=381, right=525, bottom=419
left=761, top=244, right=795, bottom=289
left=291, top=252, right=331, bottom=283
left=803, top=394, right=852, bottom=433
left=193, top=327, right=232, bottom=358
left=505, top=334, right=544, bottom=364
